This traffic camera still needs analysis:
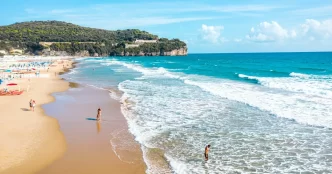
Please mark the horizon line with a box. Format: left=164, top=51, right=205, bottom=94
left=188, top=51, right=332, bottom=54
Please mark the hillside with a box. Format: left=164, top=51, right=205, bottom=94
left=0, top=21, right=187, bottom=57
left=0, top=21, right=157, bottom=42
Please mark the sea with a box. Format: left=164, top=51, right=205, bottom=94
left=63, top=52, right=332, bottom=174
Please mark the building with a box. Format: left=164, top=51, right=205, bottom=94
left=125, top=39, right=158, bottom=49
left=9, top=49, right=23, bottom=55
left=125, top=44, right=140, bottom=48
left=0, top=50, right=7, bottom=55
left=134, top=39, right=158, bottom=44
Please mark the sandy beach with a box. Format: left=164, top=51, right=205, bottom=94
left=0, top=59, right=71, bottom=174
left=0, top=58, right=146, bottom=174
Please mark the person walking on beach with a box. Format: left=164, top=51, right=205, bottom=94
left=204, top=145, right=211, bottom=161
left=29, top=99, right=33, bottom=111
left=32, top=100, right=36, bottom=112
left=97, top=107, right=102, bottom=121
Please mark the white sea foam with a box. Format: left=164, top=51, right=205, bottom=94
left=108, top=91, right=120, bottom=100
left=118, top=78, right=232, bottom=173
left=238, top=73, right=258, bottom=80
left=67, top=69, right=78, bottom=75
left=289, top=72, right=311, bottom=78
left=237, top=73, right=332, bottom=98
left=118, top=70, right=332, bottom=173
left=72, top=59, right=332, bottom=173
left=102, top=60, right=183, bottom=79
left=86, top=84, right=107, bottom=91
left=184, top=76, right=332, bottom=128
left=83, top=58, right=108, bottom=62
left=113, top=61, right=332, bottom=128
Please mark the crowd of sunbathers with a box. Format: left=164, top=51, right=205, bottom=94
left=0, top=87, right=23, bottom=96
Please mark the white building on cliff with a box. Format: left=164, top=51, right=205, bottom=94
left=125, top=39, right=158, bottom=48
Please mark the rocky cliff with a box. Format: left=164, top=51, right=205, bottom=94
left=122, top=47, right=187, bottom=57
left=41, top=47, right=188, bottom=57
left=41, top=48, right=109, bottom=57
left=162, top=47, right=187, bottom=56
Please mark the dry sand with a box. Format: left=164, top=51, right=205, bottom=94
left=0, top=60, right=71, bottom=174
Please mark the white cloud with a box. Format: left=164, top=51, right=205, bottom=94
left=301, top=19, right=332, bottom=39
left=201, top=24, right=224, bottom=43
left=234, top=38, right=242, bottom=42
left=246, top=21, right=296, bottom=42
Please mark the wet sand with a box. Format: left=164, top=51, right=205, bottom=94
left=37, top=86, right=146, bottom=174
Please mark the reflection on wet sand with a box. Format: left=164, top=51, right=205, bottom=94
left=97, top=121, right=101, bottom=133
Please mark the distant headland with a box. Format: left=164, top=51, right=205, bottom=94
left=0, top=21, right=187, bottom=57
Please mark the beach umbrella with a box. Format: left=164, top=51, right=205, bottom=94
left=7, top=83, right=20, bottom=91
left=7, top=83, right=17, bottom=86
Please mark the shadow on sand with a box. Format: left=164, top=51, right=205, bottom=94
left=86, top=118, right=98, bottom=121
left=21, top=108, right=30, bottom=111
left=86, top=118, right=110, bottom=122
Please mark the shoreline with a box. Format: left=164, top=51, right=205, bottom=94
left=1, top=57, right=147, bottom=173
left=37, top=85, right=146, bottom=174
left=0, top=59, right=73, bottom=174
left=36, top=60, right=146, bottom=173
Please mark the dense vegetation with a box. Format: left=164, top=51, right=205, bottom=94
left=0, top=21, right=187, bottom=56
left=0, top=21, right=157, bottom=42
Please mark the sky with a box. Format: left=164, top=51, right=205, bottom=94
left=1, top=0, right=332, bottom=53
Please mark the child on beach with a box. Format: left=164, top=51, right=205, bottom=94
left=97, top=107, right=102, bottom=121
left=32, top=100, right=36, bottom=112
left=29, top=99, right=33, bottom=111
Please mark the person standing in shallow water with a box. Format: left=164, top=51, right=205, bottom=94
left=97, top=107, right=102, bottom=121
left=205, top=144, right=211, bottom=161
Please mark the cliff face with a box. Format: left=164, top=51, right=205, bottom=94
left=41, top=49, right=109, bottom=57
left=40, top=47, right=188, bottom=57
left=41, top=49, right=90, bottom=57
left=161, top=47, right=187, bottom=56
left=122, top=47, right=188, bottom=57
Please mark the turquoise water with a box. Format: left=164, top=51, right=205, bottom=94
left=64, top=53, right=332, bottom=173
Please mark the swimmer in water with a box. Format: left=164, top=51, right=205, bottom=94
left=204, top=144, right=211, bottom=161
